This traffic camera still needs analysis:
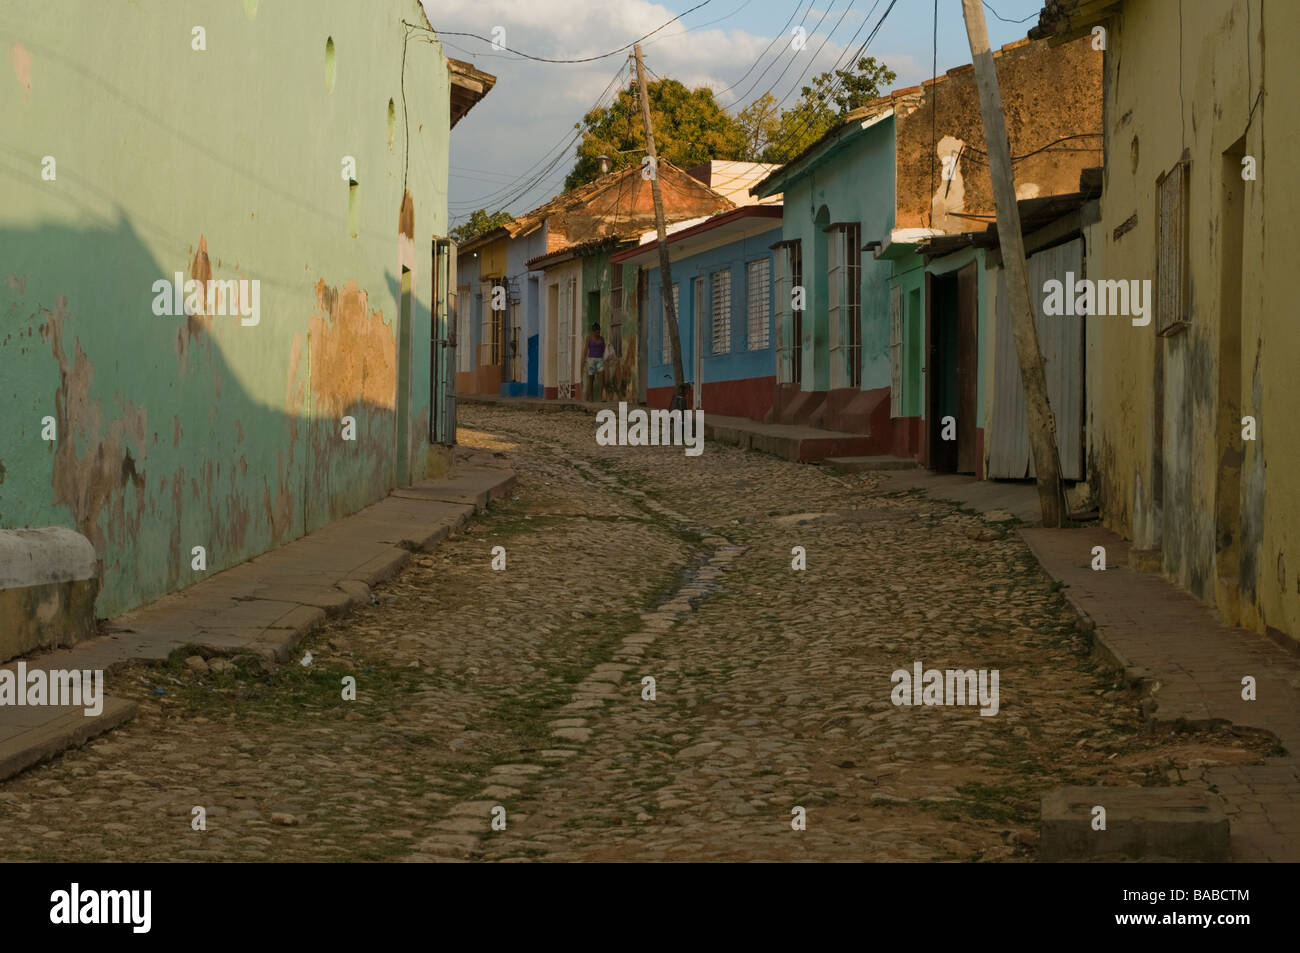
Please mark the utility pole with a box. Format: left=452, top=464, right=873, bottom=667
left=633, top=44, right=687, bottom=410
left=960, top=0, right=1066, bottom=526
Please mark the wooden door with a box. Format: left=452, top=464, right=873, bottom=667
left=956, top=262, right=978, bottom=474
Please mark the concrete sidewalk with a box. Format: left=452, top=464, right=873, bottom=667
left=0, top=466, right=516, bottom=781
left=1022, top=527, right=1300, bottom=861
left=874, top=468, right=1300, bottom=860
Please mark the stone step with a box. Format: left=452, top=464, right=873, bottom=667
left=1040, top=785, right=1230, bottom=861
left=823, top=456, right=919, bottom=473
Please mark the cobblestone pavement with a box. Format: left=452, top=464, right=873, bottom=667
left=0, top=405, right=1276, bottom=861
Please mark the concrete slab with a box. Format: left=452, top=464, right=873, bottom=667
left=1040, top=786, right=1230, bottom=861
left=876, top=470, right=1042, bottom=524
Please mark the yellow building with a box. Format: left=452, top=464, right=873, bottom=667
left=1033, top=0, right=1300, bottom=643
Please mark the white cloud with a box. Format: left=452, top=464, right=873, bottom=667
left=427, top=0, right=906, bottom=217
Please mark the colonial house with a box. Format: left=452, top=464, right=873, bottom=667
left=0, top=1, right=491, bottom=657
left=904, top=173, right=1101, bottom=479
left=1031, top=0, right=1299, bottom=644
left=466, top=160, right=734, bottom=401
left=750, top=36, right=1101, bottom=464
left=612, top=206, right=784, bottom=417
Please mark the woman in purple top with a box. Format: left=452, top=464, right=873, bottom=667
left=584, top=322, right=605, bottom=402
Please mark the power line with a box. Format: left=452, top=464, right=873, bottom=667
left=415, top=2, right=712, bottom=64
left=762, top=0, right=897, bottom=164
left=729, top=0, right=844, bottom=116
left=712, top=0, right=811, bottom=102
left=641, top=0, right=755, bottom=49
left=450, top=62, right=630, bottom=211
left=982, top=2, right=1039, bottom=24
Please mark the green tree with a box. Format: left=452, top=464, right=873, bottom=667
left=735, top=92, right=782, bottom=162
left=451, top=208, right=514, bottom=244
left=763, top=56, right=896, bottom=163
left=565, top=79, right=748, bottom=190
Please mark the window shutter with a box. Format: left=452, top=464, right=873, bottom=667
left=1156, top=157, right=1189, bottom=335
left=711, top=269, right=731, bottom=355
left=747, top=259, right=771, bottom=351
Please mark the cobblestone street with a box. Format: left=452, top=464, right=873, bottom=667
left=0, top=405, right=1274, bottom=861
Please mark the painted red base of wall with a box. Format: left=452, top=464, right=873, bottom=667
left=647, top=376, right=775, bottom=420
left=543, top=386, right=558, bottom=400
left=768, top=383, right=825, bottom=426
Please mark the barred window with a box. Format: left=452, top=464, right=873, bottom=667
left=746, top=258, right=771, bottom=351
left=773, top=241, right=803, bottom=385
left=826, top=223, right=861, bottom=388
left=1156, top=156, right=1189, bottom=335
left=711, top=268, right=731, bottom=355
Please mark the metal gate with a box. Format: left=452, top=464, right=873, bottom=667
left=431, top=237, right=457, bottom=445
left=988, top=238, right=1084, bottom=480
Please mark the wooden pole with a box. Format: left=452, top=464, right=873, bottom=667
left=633, top=44, right=687, bottom=409
left=959, top=0, right=1066, bottom=526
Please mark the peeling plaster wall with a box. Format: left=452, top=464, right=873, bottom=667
left=0, top=0, right=452, bottom=621
left=1087, top=0, right=1298, bottom=642
left=892, top=37, right=1102, bottom=232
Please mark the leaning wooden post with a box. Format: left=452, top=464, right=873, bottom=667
left=960, top=0, right=1066, bottom=526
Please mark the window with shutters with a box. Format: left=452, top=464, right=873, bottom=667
left=1156, top=156, right=1190, bottom=336
left=660, top=282, right=679, bottom=364
left=711, top=268, right=731, bottom=355
left=826, top=223, right=861, bottom=388
left=889, top=284, right=903, bottom=417
left=746, top=258, right=771, bottom=351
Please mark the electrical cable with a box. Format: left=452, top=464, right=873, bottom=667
left=412, top=2, right=712, bottom=64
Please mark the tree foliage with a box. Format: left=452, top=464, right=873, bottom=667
left=565, top=79, right=748, bottom=190
left=762, top=57, right=897, bottom=162
left=451, top=208, right=515, bottom=244
left=562, top=57, right=896, bottom=189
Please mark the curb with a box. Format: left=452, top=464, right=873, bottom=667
left=0, top=467, right=517, bottom=783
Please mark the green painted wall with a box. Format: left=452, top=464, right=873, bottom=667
left=771, top=117, right=896, bottom=393
left=0, top=0, right=453, bottom=618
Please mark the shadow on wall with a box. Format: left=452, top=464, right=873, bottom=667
left=0, top=212, right=405, bottom=620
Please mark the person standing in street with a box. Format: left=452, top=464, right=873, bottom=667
left=583, top=322, right=605, bottom=402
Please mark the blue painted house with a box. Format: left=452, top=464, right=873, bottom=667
left=613, top=206, right=782, bottom=419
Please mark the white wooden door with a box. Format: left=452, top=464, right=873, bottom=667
left=557, top=276, right=576, bottom=398
left=988, top=238, right=1085, bottom=480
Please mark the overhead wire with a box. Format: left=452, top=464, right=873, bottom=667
left=761, top=0, right=897, bottom=165
left=415, top=2, right=712, bottom=64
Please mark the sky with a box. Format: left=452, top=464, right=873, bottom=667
left=420, top=0, right=1047, bottom=225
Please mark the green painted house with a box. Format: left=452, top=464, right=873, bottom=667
left=0, top=0, right=491, bottom=655
left=752, top=36, right=1101, bottom=469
